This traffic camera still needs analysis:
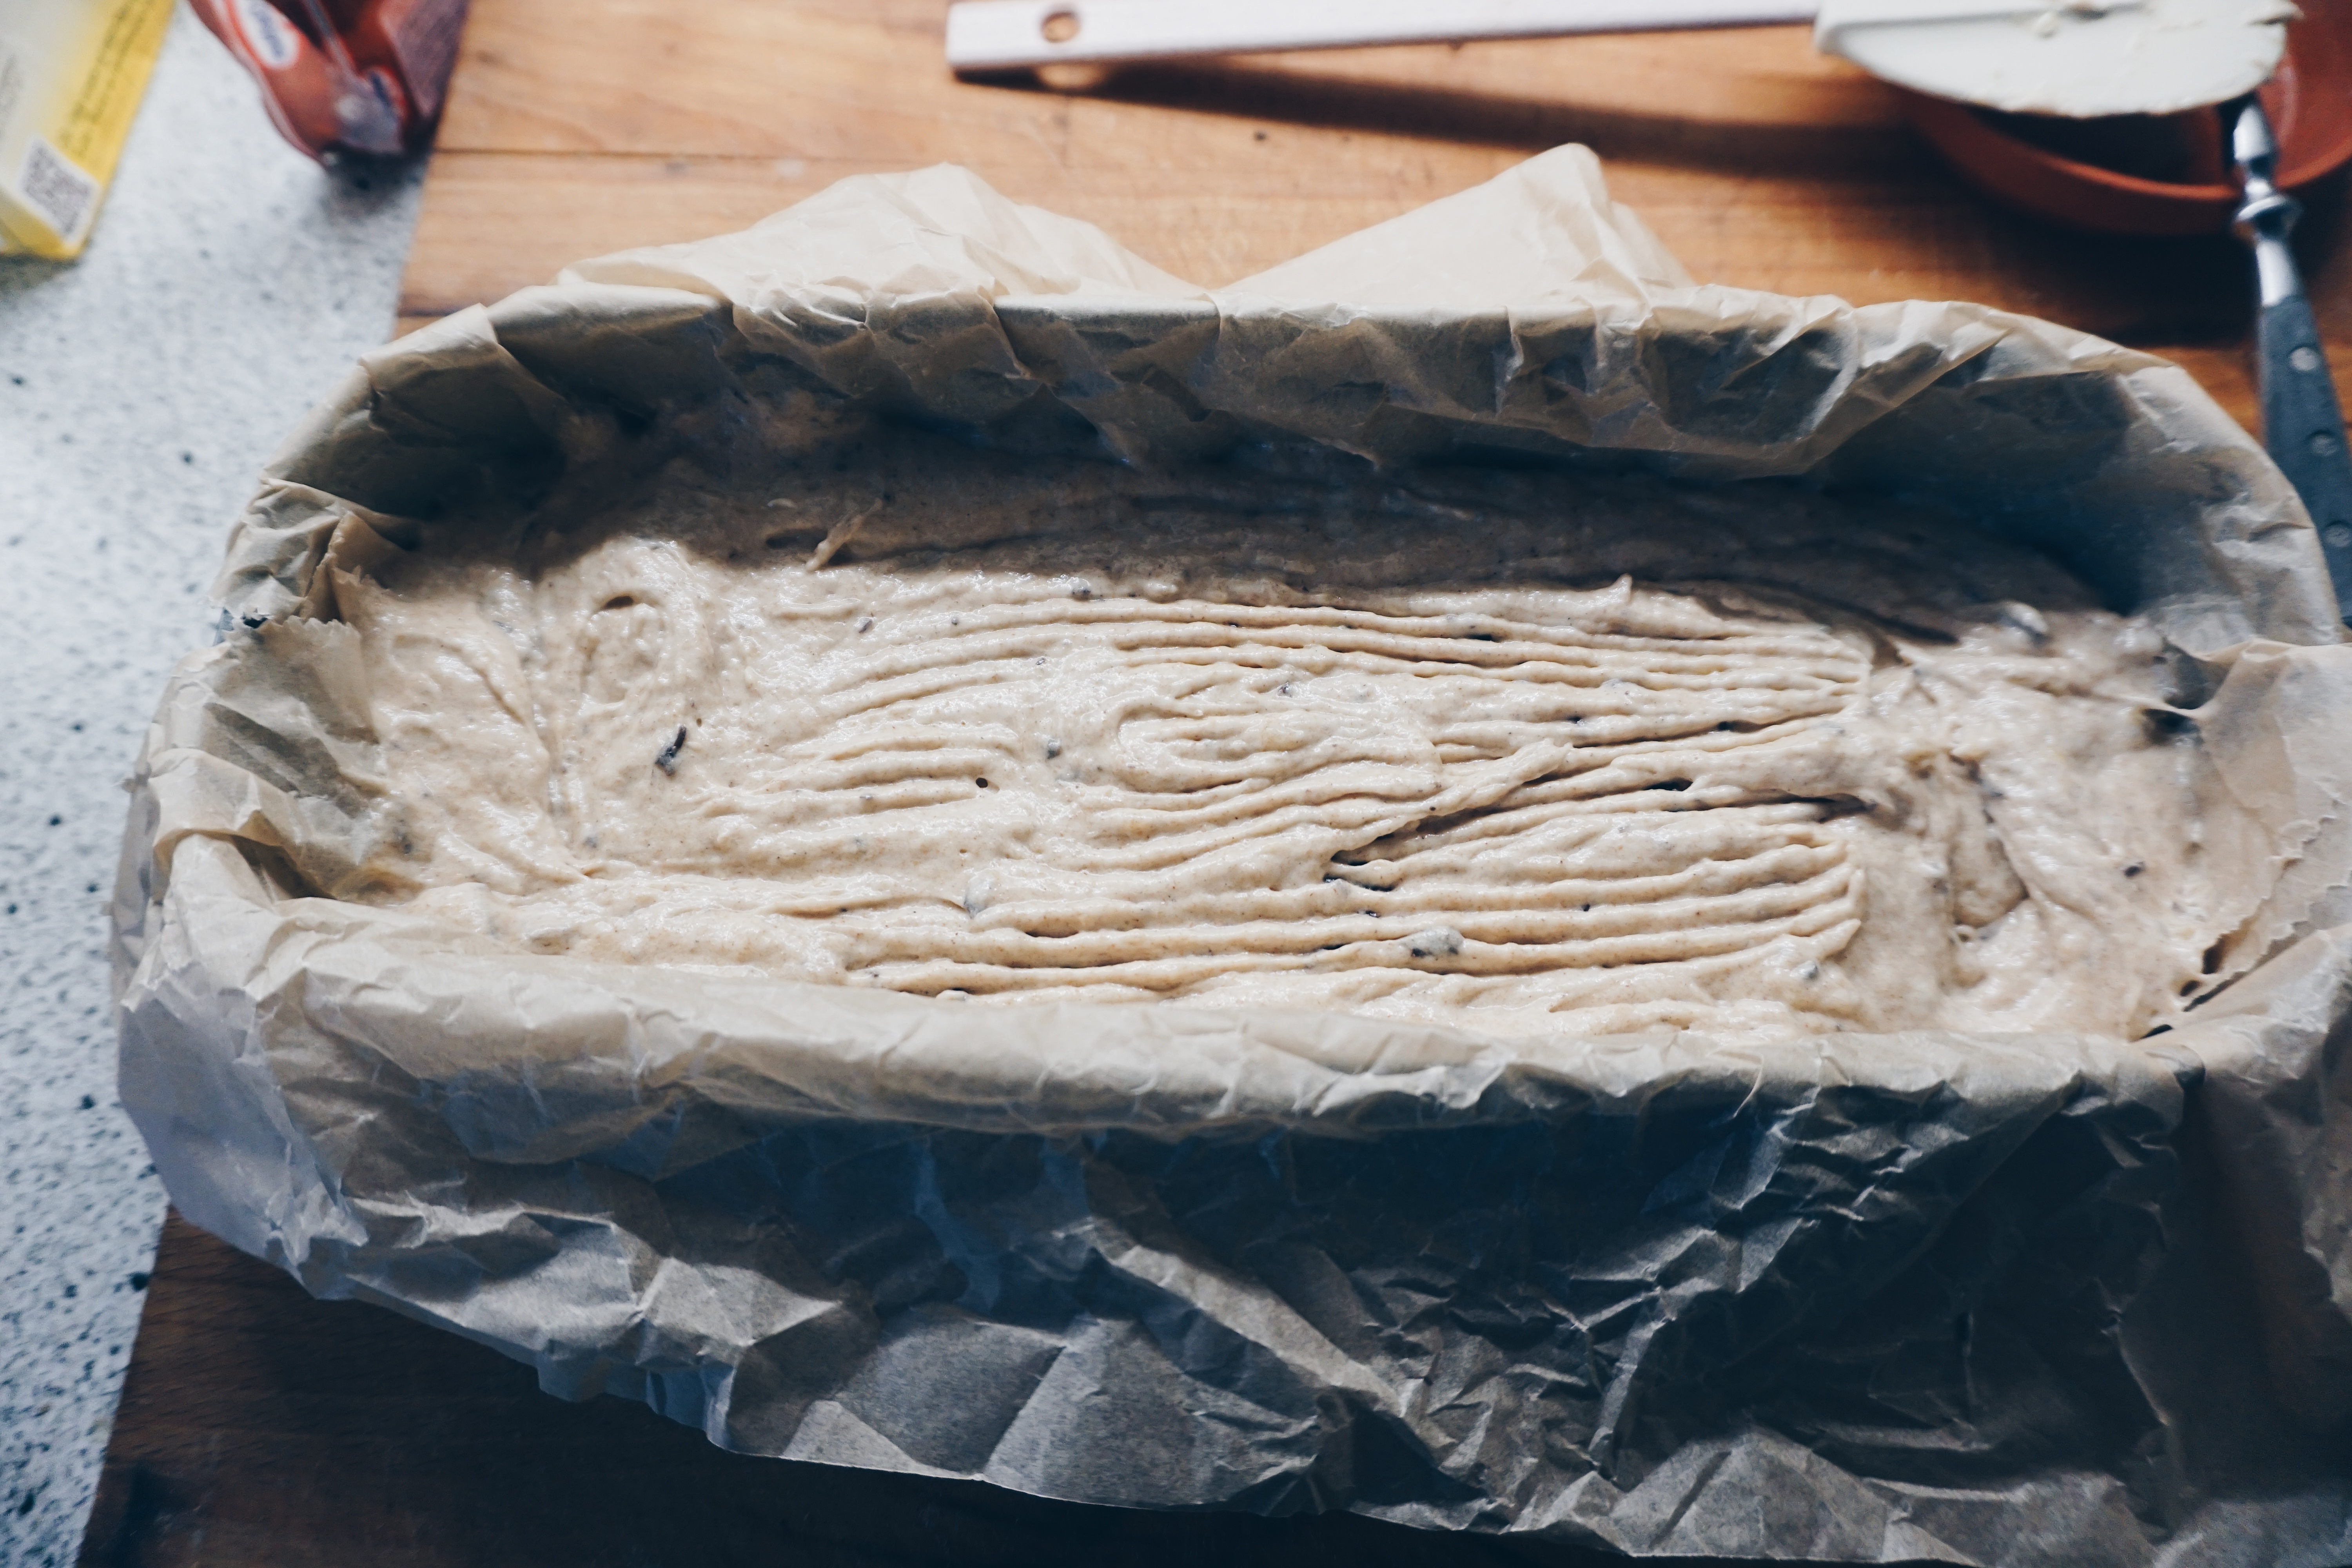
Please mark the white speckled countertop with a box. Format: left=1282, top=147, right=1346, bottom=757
left=0, top=8, right=422, bottom=1560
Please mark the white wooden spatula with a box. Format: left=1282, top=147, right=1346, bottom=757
left=944, top=0, right=2295, bottom=120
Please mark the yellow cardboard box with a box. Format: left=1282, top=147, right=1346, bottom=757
left=0, top=0, right=174, bottom=258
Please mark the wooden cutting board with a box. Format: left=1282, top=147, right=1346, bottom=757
left=83, top=2, right=2350, bottom=1561
left=390, top=0, right=2351, bottom=425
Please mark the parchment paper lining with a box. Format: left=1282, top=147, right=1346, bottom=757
left=116, top=149, right=2352, bottom=1566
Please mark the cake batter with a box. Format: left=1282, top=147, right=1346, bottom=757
left=329, top=442, right=2220, bottom=1041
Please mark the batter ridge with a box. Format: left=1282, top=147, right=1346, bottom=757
left=333, top=439, right=2224, bottom=1042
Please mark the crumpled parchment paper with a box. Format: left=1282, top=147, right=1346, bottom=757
left=115, top=147, right=2352, bottom=1565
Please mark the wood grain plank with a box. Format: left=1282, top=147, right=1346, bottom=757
left=434, top=2, right=1896, bottom=161
left=397, top=0, right=1906, bottom=312
left=397, top=3, right=1921, bottom=314
left=387, top=0, right=2352, bottom=440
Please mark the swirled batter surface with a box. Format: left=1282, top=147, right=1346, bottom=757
left=336, top=442, right=2225, bottom=1040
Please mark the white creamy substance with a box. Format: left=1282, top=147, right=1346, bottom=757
left=332, top=445, right=2225, bottom=1041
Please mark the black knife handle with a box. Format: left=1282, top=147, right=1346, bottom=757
left=2258, top=290, right=2352, bottom=617
left=2233, top=96, right=2352, bottom=623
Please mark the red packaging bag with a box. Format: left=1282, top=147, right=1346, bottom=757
left=194, top=0, right=469, bottom=160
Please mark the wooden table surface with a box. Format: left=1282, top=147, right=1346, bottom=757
left=392, top=0, right=2351, bottom=427
left=83, top=2, right=2352, bottom=1562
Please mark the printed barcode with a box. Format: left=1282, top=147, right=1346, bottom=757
left=20, top=137, right=96, bottom=241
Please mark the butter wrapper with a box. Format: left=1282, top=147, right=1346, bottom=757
left=191, top=0, right=469, bottom=162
